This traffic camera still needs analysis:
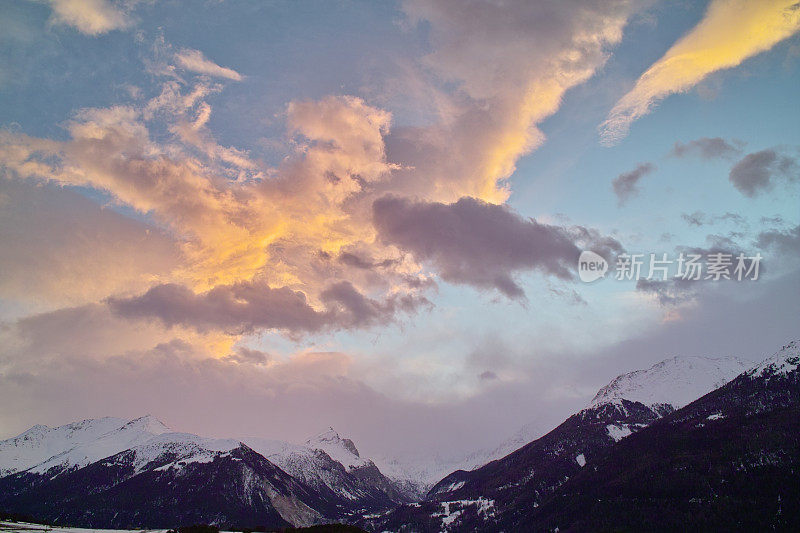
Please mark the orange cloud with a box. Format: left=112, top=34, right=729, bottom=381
left=600, top=0, right=800, bottom=145
left=47, top=0, right=131, bottom=35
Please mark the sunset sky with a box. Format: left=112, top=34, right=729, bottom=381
left=1, top=0, right=798, bottom=459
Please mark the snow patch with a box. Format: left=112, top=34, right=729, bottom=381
left=606, top=424, right=633, bottom=442
left=435, top=480, right=465, bottom=493
left=434, top=498, right=495, bottom=529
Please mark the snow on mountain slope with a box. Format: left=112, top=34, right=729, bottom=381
left=244, top=435, right=392, bottom=503
left=242, top=437, right=329, bottom=483
left=461, top=419, right=547, bottom=471
left=111, top=432, right=240, bottom=473
left=589, top=355, right=749, bottom=410
left=383, top=354, right=754, bottom=491
left=747, top=341, right=799, bottom=378
left=372, top=451, right=476, bottom=499
left=0, top=415, right=171, bottom=476
left=369, top=354, right=755, bottom=499
left=304, top=427, right=369, bottom=471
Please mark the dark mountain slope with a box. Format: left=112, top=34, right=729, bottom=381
left=0, top=444, right=330, bottom=528
left=364, top=342, right=799, bottom=532
left=363, top=400, right=666, bottom=532
left=524, top=345, right=800, bottom=532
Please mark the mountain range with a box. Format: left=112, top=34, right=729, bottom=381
left=1, top=342, right=796, bottom=531
left=363, top=341, right=799, bottom=531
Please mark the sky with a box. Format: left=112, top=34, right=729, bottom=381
left=0, top=0, right=798, bottom=460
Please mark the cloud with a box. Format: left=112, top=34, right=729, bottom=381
left=611, top=162, right=655, bottom=205
left=391, top=0, right=639, bottom=202
left=682, top=211, right=707, bottom=227
left=636, top=233, right=758, bottom=307
left=46, top=0, right=131, bottom=35
left=174, top=48, right=243, bottom=81
left=478, top=371, right=497, bottom=381
left=0, top=180, right=179, bottom=308
left=600, top=0, right=800, bottom=144
left=2, top=303, right=235, bottom=364
left=108, top=280, right=426, bottom=335
left=0, top=2, right=646, bottom=331
left=729, top=149, right=799, bottom=197
left=372, top=195, right=622, bottom=299
left=223, top=346, right=273, bottom=365
left=636, top=277, right=700, bottom=307
left=756, top=224, right=800, bottom=258
left=671, top=137, right=742, bottom=159
left=0, top=87, right=414, bottom=296
left=681, top=211, right=747, bottom=227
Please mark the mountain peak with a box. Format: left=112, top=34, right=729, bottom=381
left=589, top=355, right=749, bottom=410
left=747, top=340, right=799, bottom=378
left=123, top=415, right=170, bottom=435
left=306, top=427, right=359, bottom=456
left=305, top=428, right=366, bottom=470
left=18, top=424, right=50, bottom=438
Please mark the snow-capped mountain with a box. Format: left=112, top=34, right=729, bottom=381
left=0, top=441, right=329, bottom=528
left=371, top=451, right=474, bottom=500
left=370, top=354, right=752, bottom=501
left=304, top=427, right=369, bottom=471
left=2, top=342, right=797, bottom=531
left=371, top=421, right=547, bottom=498
left=363, top=351, right=764, bottom=532
left=589, top=355, right=749, bottom=411
left=0, top=415, right=170, bottom=477
left=745, top=340, right=799, bottom=379
left=525, top=341, right=800, bottom=532
left=244, top=428, right=410, bottom=506
left=0, top=419, right=410, bottom=528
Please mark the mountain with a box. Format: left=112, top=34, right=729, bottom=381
left=521, top=341, right=800, bottom=531
left=0, top=435, right=328, bottom=528
left=244, top=428, right=410, bottom=511
left=305, top=428, right=365, bottom=469
left=364, top=357, right=750, bottom=503
left=361, top=353, right=754, bottom=532
left=0, top=422, right=407, bottom=528
left=589, top=355, right=749, bottom=410
left=0, top=415, right=170, bottom=478
left=2, top=344, right=794, bottom=531
left=370, top=420, right=552, bottom=501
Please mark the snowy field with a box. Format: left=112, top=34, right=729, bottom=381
left=0, top=522, right=168, bottom=533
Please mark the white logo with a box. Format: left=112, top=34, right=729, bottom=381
left=578, top=250, right=608, bottom=283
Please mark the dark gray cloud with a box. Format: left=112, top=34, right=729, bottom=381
left=372, top=195, right=623, bottom=299
left=108, top=280, right=427, bottom=335
left=337, top=252, right=399, bottom=270
left=478, top=370, right=498, bottom=381
left=682, top=211, right=707, bottom=227
left=636, top=277, right=699, bottom=307
left=671, top=137, right=742, bottom=159
left=678, top=234, right=748, bottom=261
left=756, top=224, right=800, bottom=258
left=636, top=233, right=761, bottom=307
left=729, top=149, right=798, bottom=197
left=760, top=215, right=785, bottom=226
left=611, top=162, right=655, bottom=206
left=681, top=211, right=747, bottom=227
left=224, top=347, right=273, bottom=365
